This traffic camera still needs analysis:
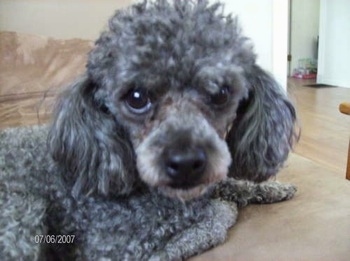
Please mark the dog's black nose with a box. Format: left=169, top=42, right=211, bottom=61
left=164, top=147, right=207, bottom=188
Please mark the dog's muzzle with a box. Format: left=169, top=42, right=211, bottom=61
left=135, top=100, right=232, bottom=200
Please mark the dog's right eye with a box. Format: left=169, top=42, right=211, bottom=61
left=124, top=88, right=152, bottom=114
left=210, top=85, right=230, bottom=107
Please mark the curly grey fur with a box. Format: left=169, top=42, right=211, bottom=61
left=1, top=0, right=298, bottom=260
left=227, top=66, right=299, bottom=182
left=0, top=126, right=49, bottom=260
left=0, top=125, right=296, bottom=260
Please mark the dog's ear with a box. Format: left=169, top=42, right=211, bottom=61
left=226, top=65, right=299, bottom=182
left=48, top=75, right=136, bottom=198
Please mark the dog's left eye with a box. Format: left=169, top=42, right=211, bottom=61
left=124, top=88, right=152, bottom=114
left=210, top=85, right=230, bottom=106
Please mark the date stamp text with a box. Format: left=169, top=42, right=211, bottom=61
left=33, top=234, right=75, bottom=244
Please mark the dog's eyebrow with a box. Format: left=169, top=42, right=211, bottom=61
left=118, top=79, right=168, bottom=100
left=194, top=65, right=244, bottom=95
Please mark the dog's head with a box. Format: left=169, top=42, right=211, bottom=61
left=49, top=0, right=298, bottom=200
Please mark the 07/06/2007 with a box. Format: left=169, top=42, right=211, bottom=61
left=33, top=234, right=75, bottom=244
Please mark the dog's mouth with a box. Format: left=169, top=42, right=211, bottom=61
left=152, top=172, right=225, bottom=201
left=157, top=183, right=213, bottom=201
left=168, top=180, right=201, bottom=189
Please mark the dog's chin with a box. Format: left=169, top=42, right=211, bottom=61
left=157, top=184, right=214, bottom=202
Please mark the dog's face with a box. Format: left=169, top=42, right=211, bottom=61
left=110, top=65, right=247, bottom=200
left=50, top=1, right=297, bottom=201
left=89, top=1, right=252, bottom=200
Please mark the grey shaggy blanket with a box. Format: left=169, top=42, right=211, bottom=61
left=0, top=126, right=295, bottom=260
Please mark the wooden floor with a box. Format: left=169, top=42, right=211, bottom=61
left=288, top=78, right=350, bottom=178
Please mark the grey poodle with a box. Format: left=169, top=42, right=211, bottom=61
left=0, top=0, right=299, bottom=260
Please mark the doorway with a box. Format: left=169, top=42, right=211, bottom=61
left=288, top=0, right=320, bottom=78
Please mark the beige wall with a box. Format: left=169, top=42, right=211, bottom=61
left=0, top=0, right=132, bottom=40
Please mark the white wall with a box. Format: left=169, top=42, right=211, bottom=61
left=317, top=0, right=350, bottom=88
left=218, top=0, right=288, bottom=89
left=0, top=0, right=132, bottom=40
left=272, top=0, right=289, bottom=89
left=290, top=0, right=320, bottom=76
